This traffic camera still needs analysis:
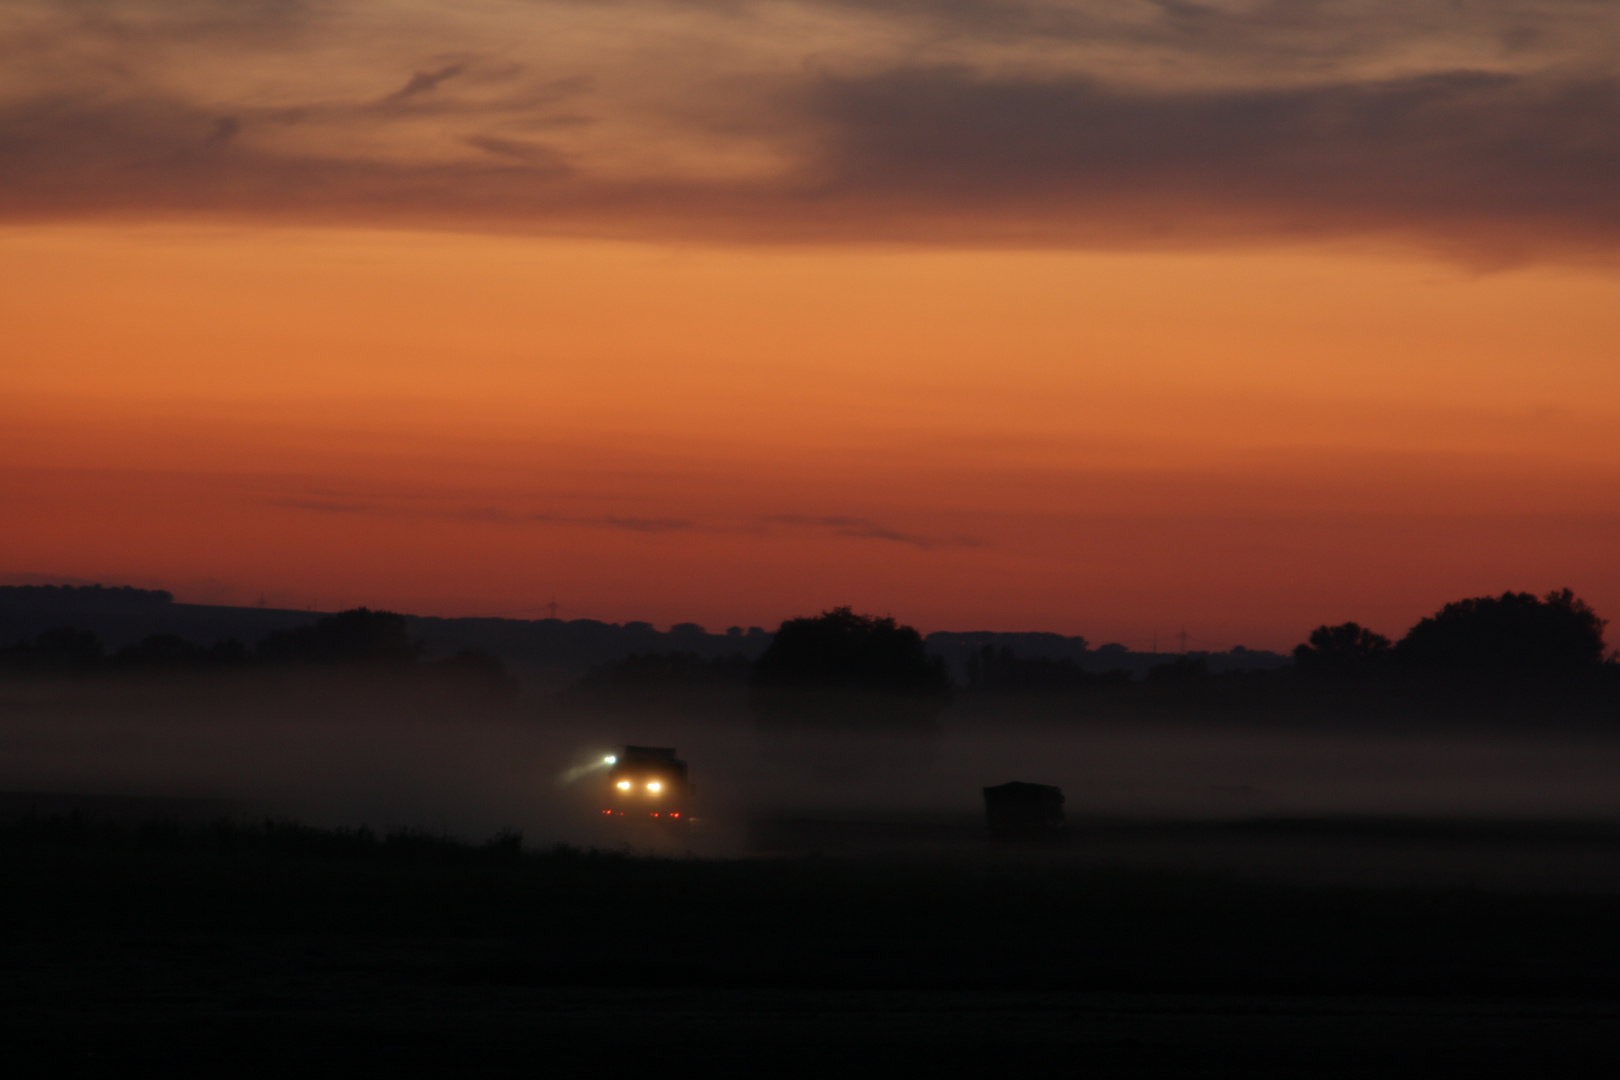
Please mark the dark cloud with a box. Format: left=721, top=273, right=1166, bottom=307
left=203, top=116, right=239, bottom=147
left=389, top=63, right=467, bottom=101
left=7, top=67, right=1619, bottom=261
left=591, top=515, right=695, bottom=533
left=750, top=0, right=1538, bottom=66
left=2, top=2, right=1619, bottom=261
left=795, top=67, right=1620, bottom=257
left=763, top=515, right=981, bottom=550
left=32, top=0, right=317, bottom=50
left=464, top=135, right=572, bottom=171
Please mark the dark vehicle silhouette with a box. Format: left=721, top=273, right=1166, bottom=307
left=604, top=746, right=692, bottom=821
left=983, top=781, right=1067, bottom=840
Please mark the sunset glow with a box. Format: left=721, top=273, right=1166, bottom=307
left=5, top=1, right=1620, bottom=648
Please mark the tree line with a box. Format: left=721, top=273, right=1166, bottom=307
left=574, top=591, right=1617, bottom=728
left=0, top=607, right=516, bottom=694
left=1294, top=589, right=1608, bottom=673
left=8, top=590, right=1613, bottom=724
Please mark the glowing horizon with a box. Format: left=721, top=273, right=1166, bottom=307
left=4, top=3, right=1620, bottom=651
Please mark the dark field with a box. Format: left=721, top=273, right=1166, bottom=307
left=7, top=811, right=1620, bottom=1073
left=8, top=662, right=1620, bottom=1071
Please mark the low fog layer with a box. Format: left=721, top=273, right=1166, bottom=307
left=6, top=672, right=1620, bottom=853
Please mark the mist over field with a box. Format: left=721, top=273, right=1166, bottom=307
left=8, top=598, right=1620, bottom=1067
left=2, top=587, right=1618, bottom=897
left=8, top=667, right=1620, bottom=887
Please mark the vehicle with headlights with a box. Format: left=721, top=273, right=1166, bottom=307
left=603, top=746, right=692, bottom=821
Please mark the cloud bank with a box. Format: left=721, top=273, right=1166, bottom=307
left=3, top=1, right=1619, bottom=258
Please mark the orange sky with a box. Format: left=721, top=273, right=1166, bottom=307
left=5, top=2, right=1620, bottom=649
left=5, top=224, right=1619, bottom=649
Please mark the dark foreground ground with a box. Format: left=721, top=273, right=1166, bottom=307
left=7, top=808, right=1620, bottom=1074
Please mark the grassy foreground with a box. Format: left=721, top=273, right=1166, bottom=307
left=5, top=815, right=1620, bottom=1071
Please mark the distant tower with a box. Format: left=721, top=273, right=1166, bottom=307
left=547, top=597, right=559, bottom=620
left=1177, top=628, right=1189, bottom=654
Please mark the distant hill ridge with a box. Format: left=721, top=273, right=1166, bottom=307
left=0, top=584, right=175, bottom=607
left=0, top=584, right=1289, bottom=690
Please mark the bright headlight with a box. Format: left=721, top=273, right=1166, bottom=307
left=604, top=755, right=617, bottom=765
left=616, top=780, right=631, bottom=790
left=646, top=781, right=662, bottom=792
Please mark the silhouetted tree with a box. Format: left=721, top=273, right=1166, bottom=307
left=0, top=626, right=104, bottom=676
left=1396, top=589, right=1608, bottom=671
left=749, top=607, right=949, bottom=728
left=257, top=608, right=420, bottom=667
left=1293, top=622, right=1392, bottom=673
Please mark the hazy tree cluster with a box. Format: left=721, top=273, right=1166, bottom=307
left=748, top=607, right=951, bottom=729
left=0, top=625, right=109, bottom=676
left=256, top=608, right=420, bottom=667
left=738, top=591, right=1616, bottom=729
left=0, top=608, right=515, bottom=694
left=1296, top=590, right=1610, bottom=675
left=5, top=590, right=1613, bottom=727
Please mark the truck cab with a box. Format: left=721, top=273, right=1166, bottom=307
left=604, top=746, right=691, bottom=820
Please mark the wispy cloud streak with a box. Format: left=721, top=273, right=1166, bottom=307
left=272, top=497, right=696, bottom=534
left=762, top=514, right=981, bottom=550
left=271, top=496, right=972, bottom=547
